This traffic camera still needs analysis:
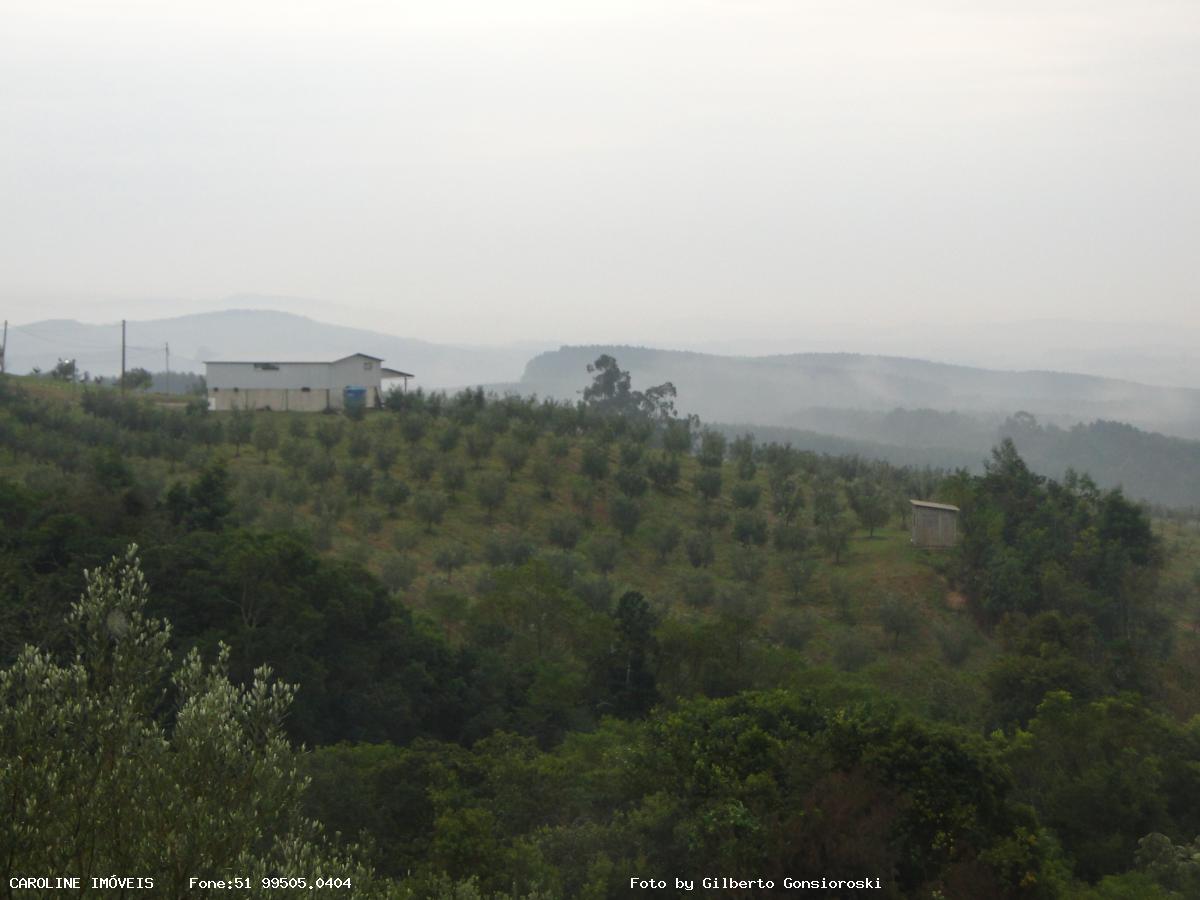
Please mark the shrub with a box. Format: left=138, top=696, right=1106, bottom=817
left=483, top=531, right=536, bottom=568
left=697, top=431, right=727, bottom=467
left=646, top=521, right=682, bottom=564
left=464, top=427, right=494, bottom=465
left=380, top=553, right=418, bottom=593
left=409, top=450, right=437, bottom=483
left=833, top=631, right=872, bottom=672
left=773, top=523, right=811, bottom=555
left=730, top=482, right=761, bottom=510
left=829, top=575, right=855, bottom=623
left=586, top=532, right=621, bottom=574
left=539, top=548, right=584, bottom=583
left=347, top=429, right=371, bottom=460
left=391, top=526, right=421, bottom=553
left=685, top=531, right=715, bottom=568
left=475, top=471, right=508, bottom=522
left=782, top=556, right=815, bottom=603
left=678, top=571, right=717, bottom=608
left=341, top=462, right=373, bottom=498
left=400, top=413, right=428, bottom=444
left=436, top=423, right=461, bottom=452
left=570, top=478, right=597, bottom=517
left=547, top=514, right=583, bottom=550
left=413, top=489, right=449, bottom=532
left=769, top=610, right=817, bottom=651
left=693, top=468, right=722, bottom=501
left=615, top=467, right=648, bottom=498
left=934, top=620, right=977, bottom=666
left=375, top=475, right=411, bottom=515
left=732, top=511, right=769, bottom=547
left=374, top=441, right=399, bottom=473
left=530, top=456, right=558, bottom=499
left=440, top=459, right=467, bottom=496
left=879, top=595, right=921, bottom=648
left=730, top=546, right=765, bottom=584
left=610, top=496, right=642, bottom=538
left=572, top=574, right=614, bottom=613
left=315, top=419, right=344, bottom=453
left=646, top=452, right=681, bottom=491
left=695, top=504, right=730, bottom=532
left=509, top=495, right=534, bottom=529
left=497, top=438, right=529, bottom=477
left=306, top=456, right=336, bottom=486
left=433, top=542, right=469, bottom=583
left=580, top=443, right=610, bottom=481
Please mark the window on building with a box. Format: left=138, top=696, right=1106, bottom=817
left=301, top=387, right=311, bottom=392
left=363, top=361, right=374, bottom=370
left=254, top=363, right=280, bottom=371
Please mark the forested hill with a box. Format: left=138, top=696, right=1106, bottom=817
left=518, top=345, right=1200, bottom=439
left=513, top=346, right=1200, bottom=507
left=708, top=414, right=1200, bottom=509
left=6, top=308, right=546, bottom=389
left=2, top=368, right=1199, bottom=897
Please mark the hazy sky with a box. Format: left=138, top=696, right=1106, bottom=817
left=3, top=0, right=1198, bottom=344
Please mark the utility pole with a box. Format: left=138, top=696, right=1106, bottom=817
left=165, top=342, right=170, bottom=394
left=1, top=320, right=7, bottom=375
left=121, top=319, right=126, bottom=390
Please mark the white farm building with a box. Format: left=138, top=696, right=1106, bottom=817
left=204, top=353, right=413, bottom=412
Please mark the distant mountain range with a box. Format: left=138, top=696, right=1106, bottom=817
left=515, top=345, right=1200, bottom=442
left=4, top=310, right=549, bottom=389
left=7, top=311, right=1200, bottom=506
left=506, top=345, right=1200, bottom=506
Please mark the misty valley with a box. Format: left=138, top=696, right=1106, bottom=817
left=1, top=350, right=1198, bottom=898
left=6, top=1, right=1199, bottom=895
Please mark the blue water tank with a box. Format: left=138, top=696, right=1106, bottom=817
left=343, top=385, right=367, bottom=409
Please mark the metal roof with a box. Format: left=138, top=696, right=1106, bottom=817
left=381, top=368, right=414, bottom=378
left=909, top=500, right=960, bottom=512
left=203, top=353, right=385, bottom=365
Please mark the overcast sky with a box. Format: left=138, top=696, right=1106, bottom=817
left=2, top=0, right=1198, bottom=346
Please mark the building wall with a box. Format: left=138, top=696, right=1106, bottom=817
left=911, top=508, right=958, bottom=547
left=208, top=387, right=334, bottom=412
left=331, top=355, right=383, bottom=392
left=205, top=355, right=387, bottom=412
left=206, top=362, right=336, bottom=391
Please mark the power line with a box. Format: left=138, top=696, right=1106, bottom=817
left=11, top=326, right=123, bottom=351
left=9, top=324, right=174, bottom=351
left=8, top=321, right=205, bottom=375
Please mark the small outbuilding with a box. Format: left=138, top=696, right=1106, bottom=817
left=909, top=500, right=959, bottom=548
left=205, top=353, right=413, bottom=412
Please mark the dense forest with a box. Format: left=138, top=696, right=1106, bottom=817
left=2, top=358, right=1199, bottom=898
left=508, top=345, right=1200, bottom=507
left=709, top=412, right=1200, bottom=510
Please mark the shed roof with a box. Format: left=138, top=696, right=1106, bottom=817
left=381, top=367, right=414, bottom=378
left=910, top=500, right=960, bottom=512
left=204, top=353, right=385, bottom=365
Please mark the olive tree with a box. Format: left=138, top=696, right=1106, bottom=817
left=0, top=548, right=381, bottom=896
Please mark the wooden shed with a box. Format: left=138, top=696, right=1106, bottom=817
left=909, top=500, right=959, bottom=548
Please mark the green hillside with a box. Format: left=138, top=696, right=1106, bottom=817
left=518, top=345, right=1200, bottom=440
left=2, top=365, right=1199, bottom=898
